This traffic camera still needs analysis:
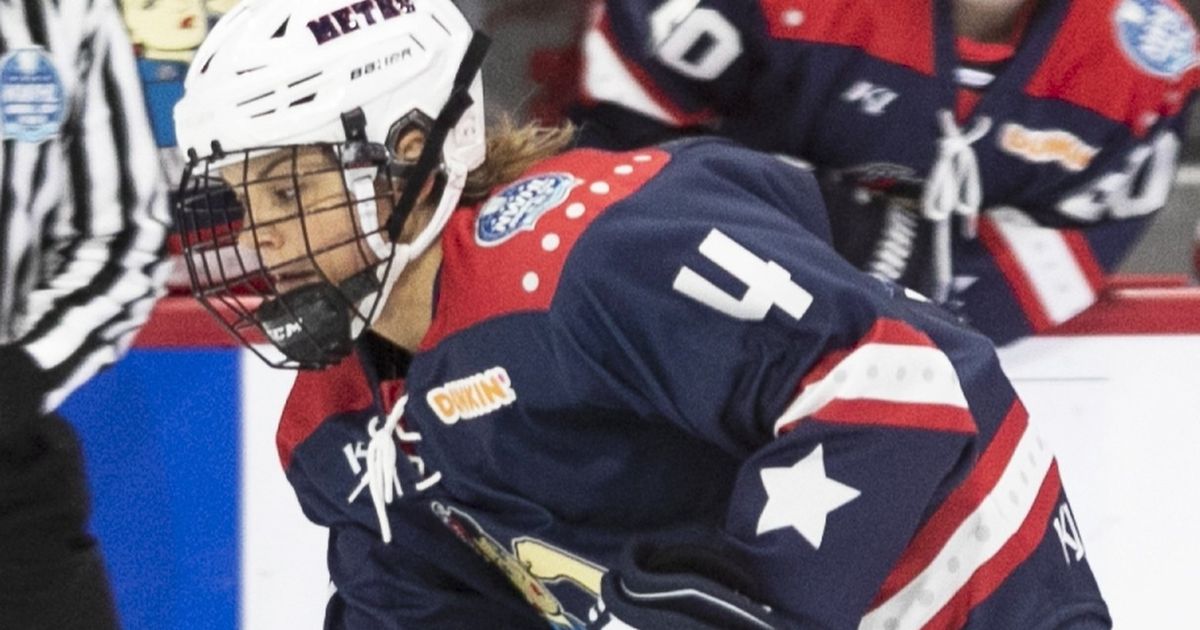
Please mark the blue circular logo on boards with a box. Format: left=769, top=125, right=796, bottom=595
left=1115, top=0, right=1199, bottom=78
left=476, top=173, right=578, bottom=246
left=0, top=49, right=65, bottom=144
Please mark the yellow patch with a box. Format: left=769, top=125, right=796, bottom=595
left=999, top=124, right=1099, bottom=172
left=426, top=367, right=516, bottom=425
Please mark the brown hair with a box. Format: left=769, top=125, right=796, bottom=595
left=461, top=116, right=576, bottom=204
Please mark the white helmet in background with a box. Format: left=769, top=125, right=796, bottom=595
left=172, top=0, right=489, bottom=368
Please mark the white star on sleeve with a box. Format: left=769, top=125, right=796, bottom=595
left=756, top=444, right=862, bottom=549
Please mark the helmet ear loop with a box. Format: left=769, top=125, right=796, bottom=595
left=382, top=30, right=490, bottom=242
left=383, top=92, right=478, bottom=240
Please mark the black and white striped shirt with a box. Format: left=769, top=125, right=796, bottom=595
left=0, top=0, right=168, bottom=413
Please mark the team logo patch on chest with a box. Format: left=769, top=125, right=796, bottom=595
left=1115, top=0, right=1198, bottom=78
left=432, top=502, right=602, bottom=629
left=476, top=173, right=580, bottom=246
left=0, top=48, right=66, bottom=144
left=998, top=124, right=1099, bottom=172
left=426, top=367, right=517, bottom=424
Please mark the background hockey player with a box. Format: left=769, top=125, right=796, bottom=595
left=572, top=0, right=1200, bottom=343
left=172, top=0, right=1111, bottom=627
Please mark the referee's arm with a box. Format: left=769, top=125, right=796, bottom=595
left=1, top=1, right=169, bottom=420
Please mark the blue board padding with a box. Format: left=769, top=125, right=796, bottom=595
left=136, top=58, right=187, bottom=148
left=60, top=349, right=241, bottom=630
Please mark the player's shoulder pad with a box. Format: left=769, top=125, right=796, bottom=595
left=420, top=145, right=672, bottom=349
left=276, top=354, right=375, bottom=470
left=550, top=137, right=832, bottom=286
left=653, top=136, right=830, bottom=239
left=759, top=0, right=937, bottom=76
left=1026, top=0, right=1200, bottom=134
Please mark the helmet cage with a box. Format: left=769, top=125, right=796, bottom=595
left=176, top=139, right=400, bottom=369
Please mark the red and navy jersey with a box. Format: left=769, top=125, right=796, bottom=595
left=575, top=0, right=1200, bottom=343
left=276, top=140, right=1108, bottom=629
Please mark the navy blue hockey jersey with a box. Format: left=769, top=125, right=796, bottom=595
left=276, top=140, right=1108, bottom=629
left=576, top=0, right=1200, bottom=343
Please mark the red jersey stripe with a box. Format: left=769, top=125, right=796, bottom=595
left=1061, top=230, right=1108, bottom=293
left=977, top=216, right=1055, bottom=332
left=804, top=399, right=977, bottom=435
left=870, top=402, right=1029, bottom=606
left=921, top=462, right=1064, bottom=629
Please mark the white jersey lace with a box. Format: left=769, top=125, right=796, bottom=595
left=921, top=110, right=993, bottom=302
left=346, top=394, right=443, bottom=544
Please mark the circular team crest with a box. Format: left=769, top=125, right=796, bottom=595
left=0, top=48, right=65, bottom=144
left=1114, top=0, right=1199, bottom=78
left=476, top=173, right=579, bottom=246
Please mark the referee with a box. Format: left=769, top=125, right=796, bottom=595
left=0, top=1, right=168, bottom=628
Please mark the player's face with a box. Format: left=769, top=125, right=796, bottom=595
left=122, top=0, right=208, bottom=53
left=222, top=147, right=380, bottom=293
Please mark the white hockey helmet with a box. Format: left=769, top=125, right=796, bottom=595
left=172, top=0, right=489, bottom=368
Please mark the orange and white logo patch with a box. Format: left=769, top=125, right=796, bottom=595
left=998, top=124, right=1099, bottom=172
left=426, top=367, right=517, bottom=425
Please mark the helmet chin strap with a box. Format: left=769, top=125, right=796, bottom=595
left=349, top=173, right=393, bottom=260
left=361, top=166, right=466, bottom=328
left=362, top=30, right=489, bottom=330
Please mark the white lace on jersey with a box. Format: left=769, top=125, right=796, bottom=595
left=922, top=110, right=993, bottom=302
left=346, top=394, right=442, bottom=544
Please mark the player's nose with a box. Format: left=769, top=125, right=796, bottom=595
left=238, top=217, right=283, bottom=258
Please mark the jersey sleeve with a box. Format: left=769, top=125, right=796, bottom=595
left=578, top=0, right=764, bottom=132
left=960, top=93, right=1196, bottom=343
left=553, top=144, right=1107, bottom=627
left=955, top=211, right=1143, bottom=343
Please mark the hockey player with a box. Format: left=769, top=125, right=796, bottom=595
left=573, top=0, right=1200, bottom=343
left=173, top=0, right=1110, bottom=627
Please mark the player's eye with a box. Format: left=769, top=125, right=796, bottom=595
left=271, top=186, right=298, bottom=204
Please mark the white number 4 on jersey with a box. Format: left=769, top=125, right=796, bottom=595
left=673, top=229, right=814, bottom=321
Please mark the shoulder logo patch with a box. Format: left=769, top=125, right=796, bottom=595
left=1114, top=0, right=1198, bottom=78
left=0, top=48, right=66, bottom=144
left=426, top=367, right=517, bottom=425
left=998, top=123, right=1099, bottom=172
left=475, top=173, right=580, bottom=247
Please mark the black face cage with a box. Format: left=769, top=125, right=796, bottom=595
left=173, top=141, right=402, bottom=369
